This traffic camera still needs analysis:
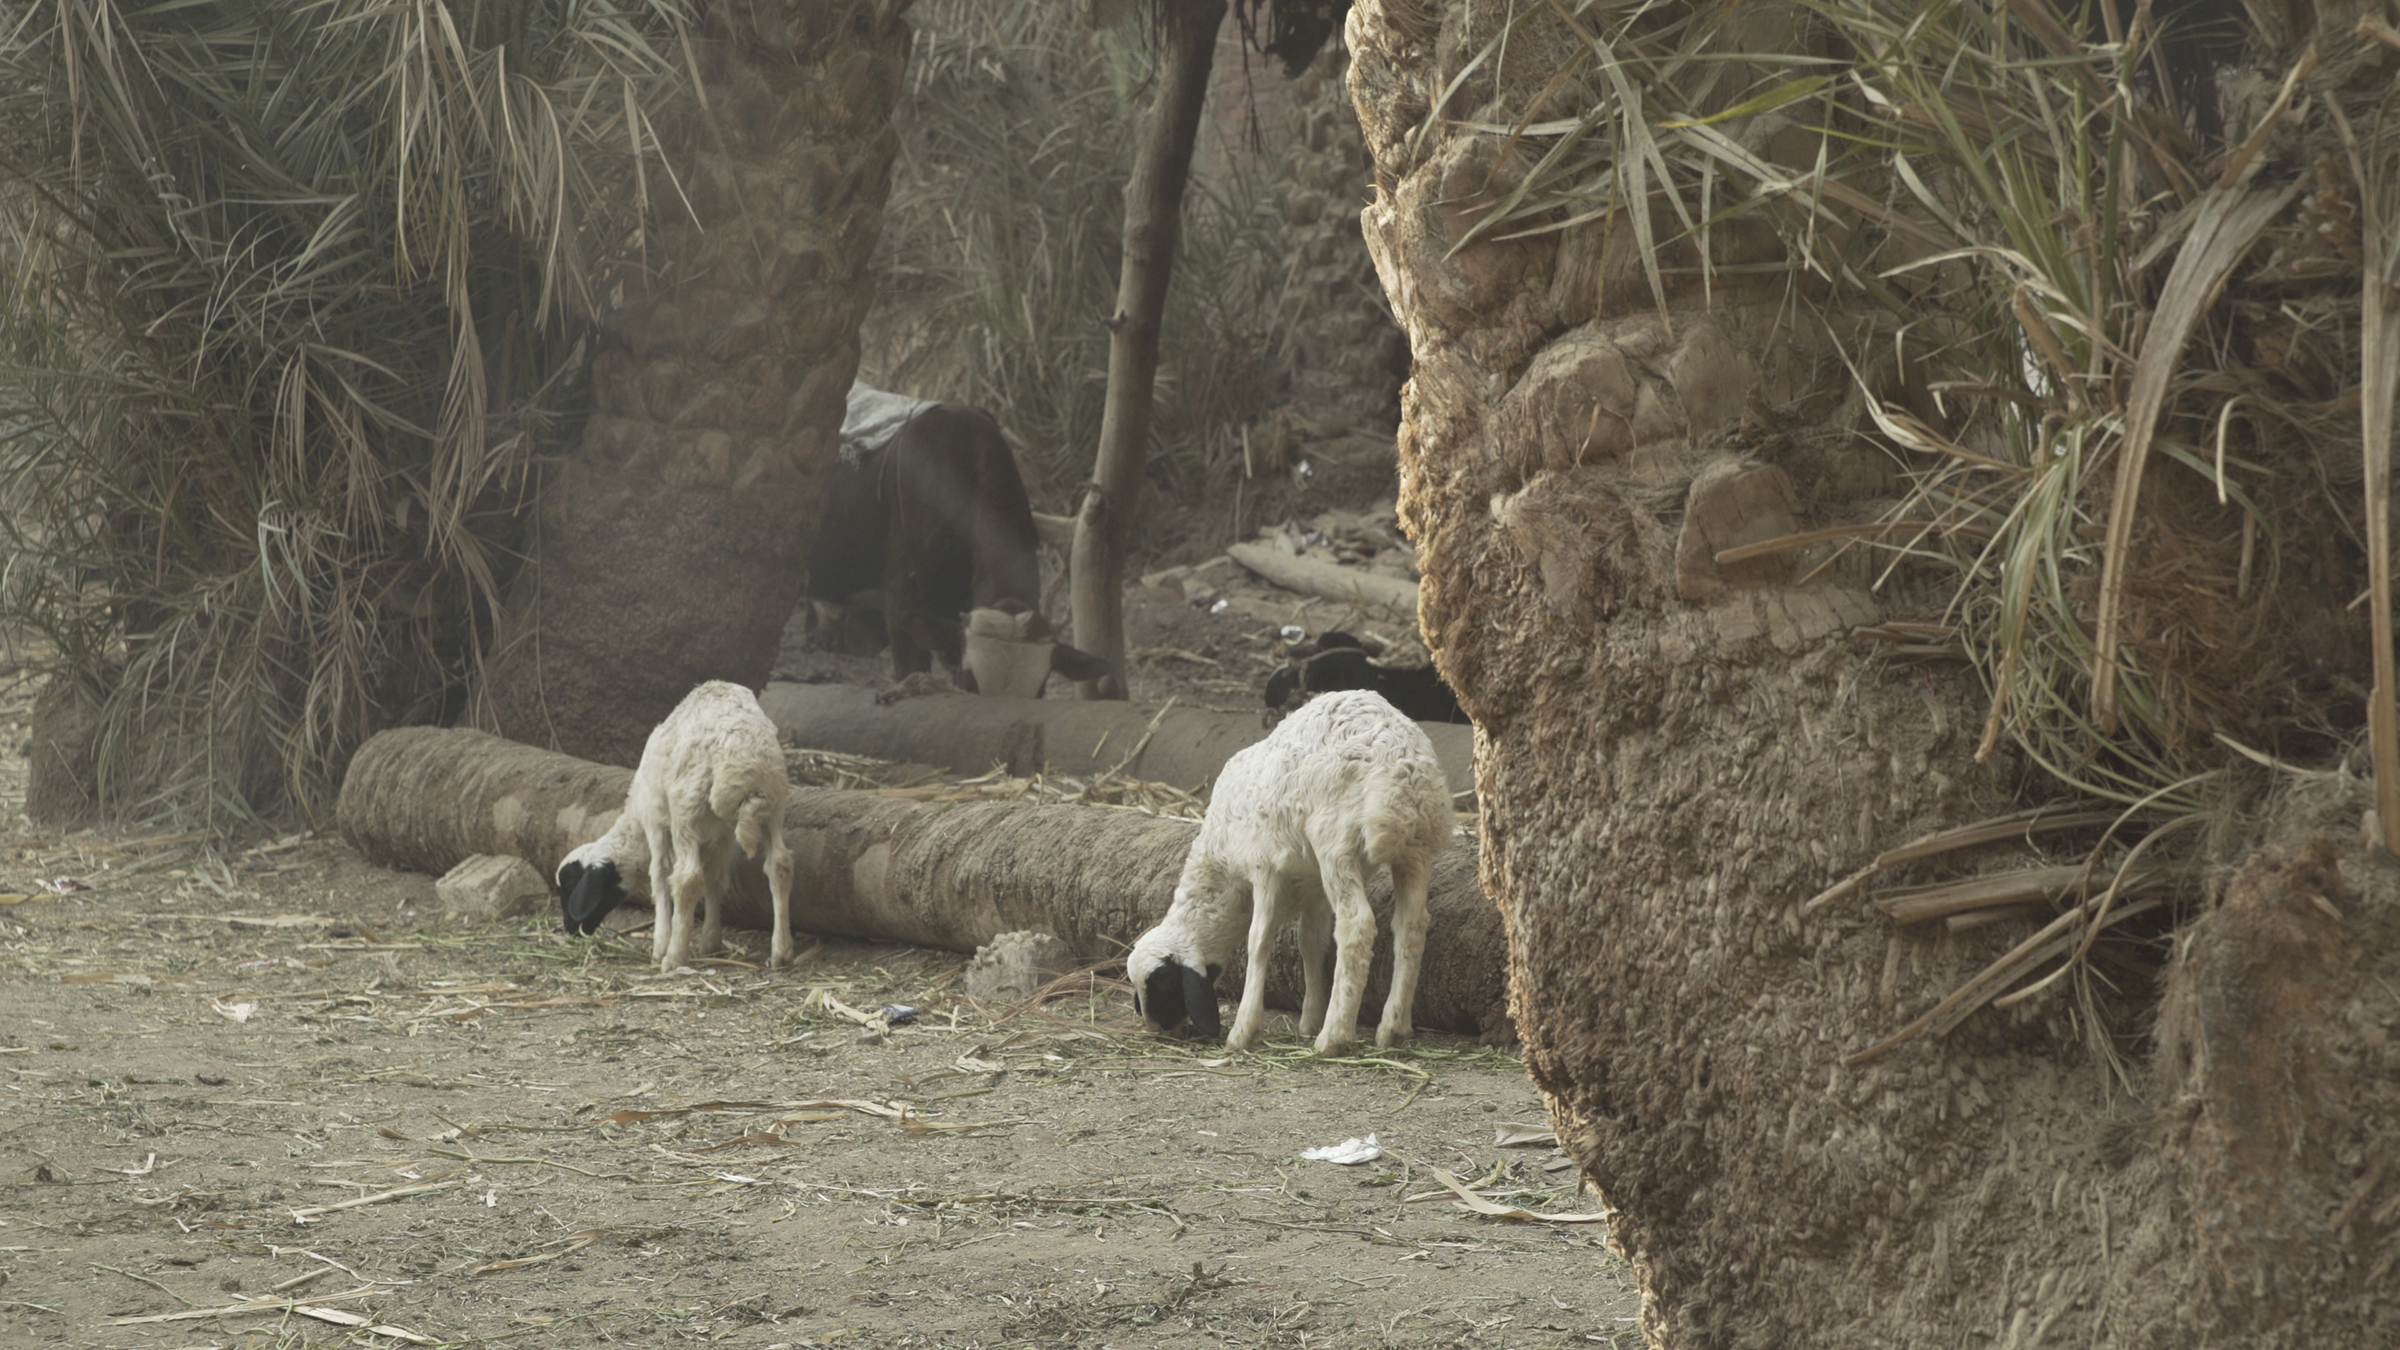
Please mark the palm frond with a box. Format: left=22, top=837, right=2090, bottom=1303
left=0, top=0, right=695, bottom=831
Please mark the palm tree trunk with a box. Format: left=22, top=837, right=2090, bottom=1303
left=1068, top=0, right=1226, bottom=700
left=1347, top=1, right=2396, bottom=1346
left=474, top=0, right=912, bottom=764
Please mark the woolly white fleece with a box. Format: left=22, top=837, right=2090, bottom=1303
left=1127, top=690, right=1451, bottom=1053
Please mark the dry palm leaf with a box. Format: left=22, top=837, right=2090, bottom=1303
left=2088, top=177, right=2303, bottom=733
left=2337, top=96, right=2400, bottom=853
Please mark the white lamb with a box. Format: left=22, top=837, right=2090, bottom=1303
left=1126, top=689, right=1451, bottom=1054
left=554, top=681, right=796, bottom=971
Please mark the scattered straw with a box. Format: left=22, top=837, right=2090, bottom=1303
left=108, top=1286, right=384, bottom=1325
left=288, top=1179, right=464, bottom=1223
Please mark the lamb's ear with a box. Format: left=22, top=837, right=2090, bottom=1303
left=555, top=861, right=587, bottom=933
left=1048, top=642, right=1113, bottom=684
left=1263, top=666, right=1298, bottom=709
left=1141, top=963, right=1188, bottom=1034
left=562, top=861, right=623, bottom=937
left=1183, top=963, right=1223, bottom=1040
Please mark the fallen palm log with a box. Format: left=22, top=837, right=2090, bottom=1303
left=1227, top=541, right=1419, bottom=617
left=756, top=682, right=1476, bottom=802
left=335, top=727, right=1512, bottom=1040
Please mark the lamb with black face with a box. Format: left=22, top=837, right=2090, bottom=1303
left=1122, top=690, right=1452, bottom=1055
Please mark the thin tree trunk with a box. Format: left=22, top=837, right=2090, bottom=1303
left=473, top=1, right=912, bottom=764
left=1069, top=0, right=1227, bottom=700
left=334, top=725, right=1513, bottom=1040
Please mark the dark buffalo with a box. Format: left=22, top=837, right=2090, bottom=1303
left=804, top=398, right=1105, bottom=696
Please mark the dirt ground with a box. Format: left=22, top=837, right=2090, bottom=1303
left=0, top=669, right=1640, bottom=1350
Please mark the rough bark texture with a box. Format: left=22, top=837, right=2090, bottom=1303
left=334, top=725, right=1511, bottom=1040
left=757, top=682, right=1476, bottom=799
left=475, top=0, right=912, bottom=764
left=2153, top=790, right=2400, bottom=1344
left=1070, top=0, right=1226, bottom=700
left=1347, top=2, right=2400, bottom=1346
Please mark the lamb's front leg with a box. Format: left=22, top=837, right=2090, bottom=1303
left=1225, top=871, right=1285, bottom=1051
left=1296, top=895, right=1333, bottom=1037
left=644, top=827, right=675, bottom=966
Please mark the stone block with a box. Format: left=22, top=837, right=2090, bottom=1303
left=965, top=930, right=1077, bottom=1003
left=436, top=854, right=552, bottom=924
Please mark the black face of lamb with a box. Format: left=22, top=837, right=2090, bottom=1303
left=559, top=859, right=626, bottom=937
left=1273, top=635, right=1466, bottom=724
left=1140, top=959, right=1224, bottom=1040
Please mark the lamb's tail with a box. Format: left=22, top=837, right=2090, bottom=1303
left=1361, top=759, right=1452, bottom=867
left=711, top=758, right=787, bottom=860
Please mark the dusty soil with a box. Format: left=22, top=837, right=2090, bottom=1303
left=0, top=674, right=1640, bottom=1350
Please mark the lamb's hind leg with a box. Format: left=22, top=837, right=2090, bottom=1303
left=1375, top=858, right=1431, bottom=1047
left=1225, top=871, right=1284, bottom=1051
left=1296, top=893, right=1333, bottom=1037
left=659, top=820, right=708, bottom=972
left=1313, top=855, right=1378, bottom=1056
left=765, top=821, right=796, bottom=969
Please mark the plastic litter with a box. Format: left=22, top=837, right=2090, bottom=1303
left=1299, top=1133, right=1382, bottom=1165
left=878, top=1003, right=921, bottom=1025
left=838, top=382, right=939, bottom=465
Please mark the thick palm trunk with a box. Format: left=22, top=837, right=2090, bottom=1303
left=1347, top=2, right=2397, bottom=1347
left=1068, top=0, right=1226, bottom=700
left=475, top=1, right=912, bottom=764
